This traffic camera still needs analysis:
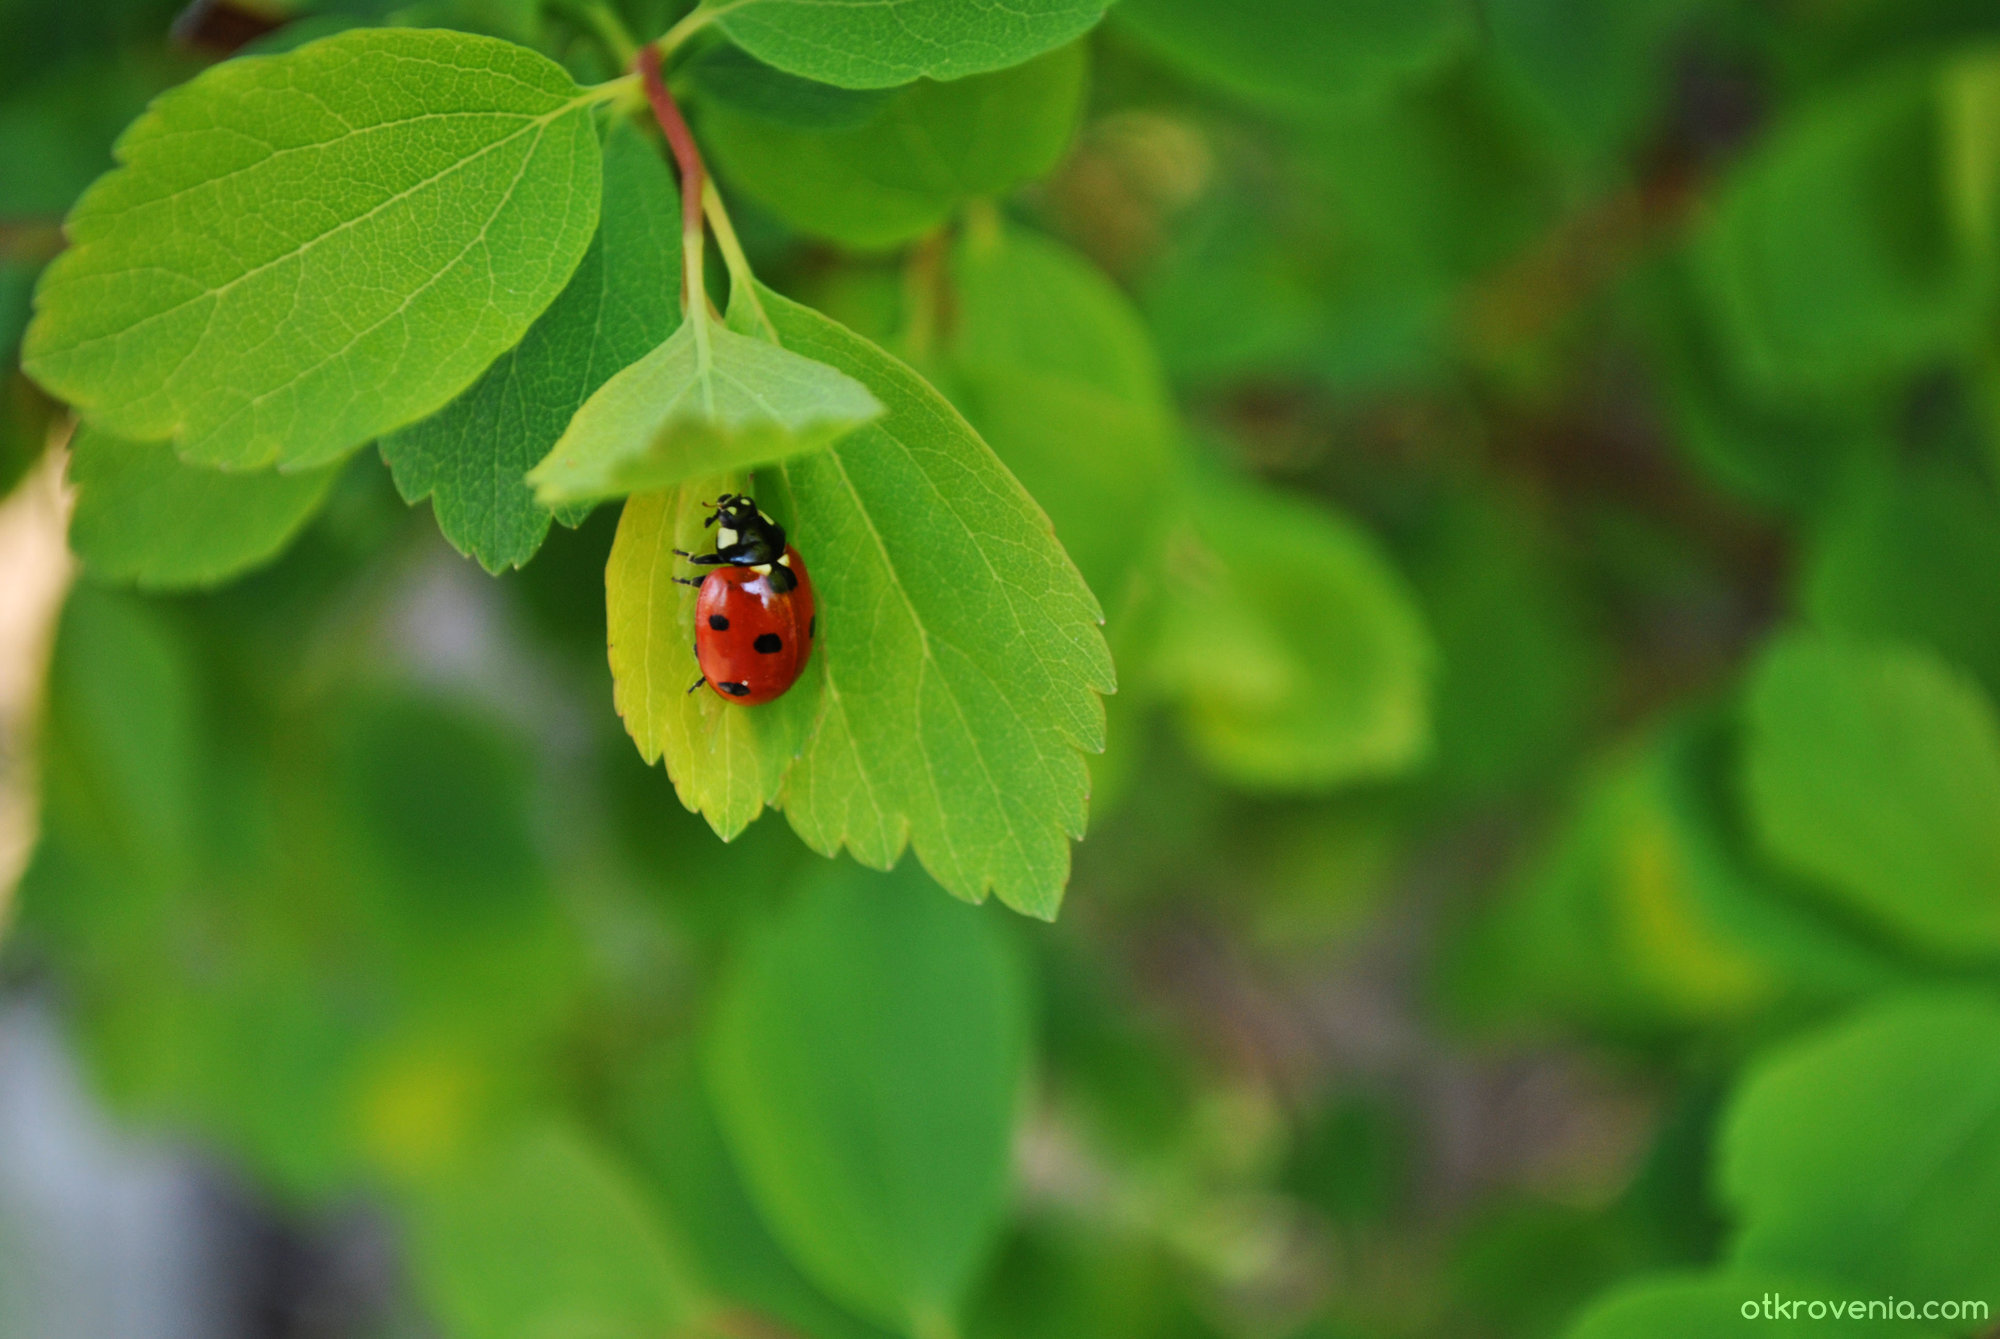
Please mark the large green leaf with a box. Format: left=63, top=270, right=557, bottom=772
left=67, top=427, right=341, bottom=589
left=1743, top=632, right=2000, bottom=958
left=714, top=0, right=1108, bottom=89
left=406, top=1120, right=700, bottom=1339
left=757, top=284, right=1114, bottom=918
left=946, top=221, right=1176, bottom=606
left=527, top=314, right=882, bottom=505
left=1565, top=1270, right=1951, bottom=1337
left=23, top=28, right=604, bottom=469
left=380, top=123, right=681, bottom=573
left=1114, top=0, right=1471, bottom=113
left=605, top=478, right=822, bottom=841
left=702, top=43, right=1087, bottom=249
left=705, top=863, right=1030, bottom=1334
left=1720, top=994, right=2000, bottom=1312
left=1147, top=471, right=1432, bottom=790
left=1693, top=67, right=1991, bottom=395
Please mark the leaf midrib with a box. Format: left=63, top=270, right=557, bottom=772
left=196, top=118, right=560, bottom=458
left=792, top=440, right=1042, bottom=891
left=41, top=92, right=597, bottom=367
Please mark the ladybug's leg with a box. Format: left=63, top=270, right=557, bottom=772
left=673, top=548, right=731, bottom=566
left=672, top=576, right=703, bottom=588
left=686, top=674, right=706, bottom=695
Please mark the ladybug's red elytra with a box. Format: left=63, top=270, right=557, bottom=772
left=675, top=494, right=816, bottom=705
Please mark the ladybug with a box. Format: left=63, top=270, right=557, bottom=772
left=675, top=493, right=816, bottom=705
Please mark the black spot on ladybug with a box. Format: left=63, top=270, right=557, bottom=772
left=719, top=681, right=751, bottom=697
left=708, top=614, right=729, bottom=631
left=754, top=633, right=783, bottom=654
left=809, top=614, right=817, bottom=639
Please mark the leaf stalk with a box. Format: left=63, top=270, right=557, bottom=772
left=702, top=182, right=777, bottom=341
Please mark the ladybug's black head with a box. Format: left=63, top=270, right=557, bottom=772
left=703, top=493, right=786, bottom=564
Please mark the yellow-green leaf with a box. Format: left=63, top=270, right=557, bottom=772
left=606, top=480, right=822, bottom=841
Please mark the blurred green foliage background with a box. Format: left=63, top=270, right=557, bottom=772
left=6, top=0, right=2000, bottom=1336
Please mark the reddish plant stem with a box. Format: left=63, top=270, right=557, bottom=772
left=638, top=43, right=706, bottom=312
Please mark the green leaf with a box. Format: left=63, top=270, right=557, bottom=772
left=1565, top=1270, right=1952, bottom=1338
left=1743, top=632, right=2000, bottom=958
left=1801, top=460, right=2000, bottom=704
left=1484, top=0, right=1697, bottom=162
left=333, top=693, right=546, bottom=929
left=1693, top=67, right=1992, bottom=395
left=39, top=585, right=202, bottom=893
left=1309, top=63, right=1565, bottom=284
left=0, top=0, right=174, bottom=89
left=23, top=28, right=604, bottom=469
left=946, top=221, right=1176, bottom=606
left=1639, top=257, right=1876, bottom=516
left=1113, top=0, right=1471, bottom=113
left=1147, top=472, right=1432, bottom=790
left=1456, top=715, right=1902, bottom=1033
left=757, top=283, right=1114, bottom=918
left=605, top=479, right=822, bottom=840
left=685, top=43, right=895, bottom=129
left=1944, top=47, right=2000, bottom=260
left=1720, top=993, right=2000, bottom=1309
left=527, top=314, right=883, bottom=505
left=0, top=54, right=181, bottom=218
left=615, top=1046, right=902, bottom=1339
left=714, top=0, right=1108, bottom=89
left=67, top=427, right=341, bottom=589
left=406, top=1120, right=700, bottom=1339
left=705, top=863, right=1030, bottom=1334
left=326, top=695, right=584, bottom=1099
left=1, top=262, right=33, bottom=363
left=380, top=123, right=681, bottom=573
left=702, top=43, right=1087, bottom=250
left=1411, top=487, right=1601, bottom=803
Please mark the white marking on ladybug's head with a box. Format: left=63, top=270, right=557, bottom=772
left=752, top=563, right=772, bottom=575
left=777, top=552, right=792, bottom=567
left=717, top=526, right=738, bottom=549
